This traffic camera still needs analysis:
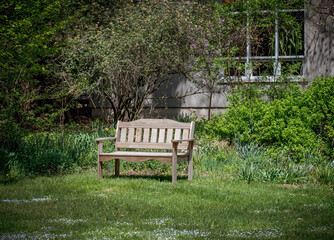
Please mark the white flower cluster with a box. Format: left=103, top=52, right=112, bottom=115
left=1, top=197, right=55, bottom=203
left=143, top=218, right=173, bottom=226
left=49, top=218, right=87, bottom=225
left=0, top=230, right=69, bottom=240
left=304, top=203, right=331, bottom=209
left=309, top=224, right=334, bottom=233
left=222, top=228, right=283, bottom=238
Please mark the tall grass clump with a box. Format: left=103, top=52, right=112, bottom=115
left=5, top=132, right=94, bottom=176
left=195, top=137, right=329, bottom=184
left=0, top=121, right=25, bottom=175
left=1, top=119, right=117, bottom=176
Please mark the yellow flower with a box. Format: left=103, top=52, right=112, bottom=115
left=6, top=174, right=8, bottom=177
left=105, top=128, right=109, bottom=131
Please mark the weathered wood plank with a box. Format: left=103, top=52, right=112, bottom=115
left=166, top=129, right=173, bottom=143
left=135, top=128, right=142, bottom=142
left=119, top=120, right=190, bottom=129
left=174, top=129, right=181, bottom=140
left=189, top=121, right=195, bottom=138
left=143, top=128, right=150, bottom=142
left=94, top=137, right=116, bottom=142
left=172, top=142, right=178, bottom=183
left=128, top=128, right=135, bottom=142
left=120, top=128, right=127, bottom=142
left=97, top=141, right=103, bottom=179
left=116, top=142, right=189, bottom=150
left=182, top=129, right=189, bottom=140
left=115, top=120, right=121, bottom=142
left=158, top=129, right=166, bottom=143
left=151, top=128, right=158, bottom=143
left=100, top=151, right=189, bottom=157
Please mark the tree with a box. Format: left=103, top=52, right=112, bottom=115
left=0, top=0, right=73, bottom=128
left=58, top=0, right=194, bottom=123
left=0, top=0, right=124, bottom=129
left=181, top=2, right=245, bottom=120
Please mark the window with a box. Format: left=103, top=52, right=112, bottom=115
left=222, top=2, right=305, bottom=81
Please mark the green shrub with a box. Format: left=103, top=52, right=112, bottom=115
left=205, top=87, right=267, bottom=143
left=303, top=75, right=334, bottom=158
left=204, top=76, right=334, bottom=162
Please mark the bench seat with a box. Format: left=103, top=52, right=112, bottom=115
left=99, top=151, right=190, bottom=163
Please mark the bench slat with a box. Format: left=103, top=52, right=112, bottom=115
left=174, top=129, right=181, bottom=140
left=182, top=129, right=189, bottom=139
left=128, top=128, right=135, bottom=142
left=166, top=129, right=173, bottom=143
left=158, top=129, right=165, bottom=143
left=116, top=142, right=189, bottom=150
left=151, top=128, right=158, bottom=143
left=135, top=128, right=142, bottom=142
left=120, top=128, right=127, bottom=142
left=119, top=121, right=190, bottom=129
left=100, top=151, right=189, bottom=157
left=143, top=128, right=150, bottom=142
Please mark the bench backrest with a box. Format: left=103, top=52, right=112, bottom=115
left=115, top=119, right=195, bottom=150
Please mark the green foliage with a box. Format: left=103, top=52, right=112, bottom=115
left=0, top=0, right=72, bottom=127
left=303, top=75, right=334, bottom=157
left=205, top=87, right=267, bottom=143
left=204, top=76, right=334, bottom=162
left=59, top=0, right=193, bottom=122
left=0, top=0, right=125, bottom=129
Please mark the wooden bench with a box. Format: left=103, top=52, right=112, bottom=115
left=94, top=119, right=195, bottom=182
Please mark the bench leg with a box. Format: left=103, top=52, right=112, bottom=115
left=172, top=146, right=177, bottom=183
left=188, top=158, right=193, bottom=180
left=115, top=159, right=120, bottom=177
left=97, top=142, right=103, bottom=179
left=188, top=148, right=194, bottom=180
left=172, top=161, right=177, bottom=183
left=98, top=160, right=103, bottom=179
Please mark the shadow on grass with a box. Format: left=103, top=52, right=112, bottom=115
left=0, top=176, right=24, bottom=185
left=103, top=173, right=188, bottom=182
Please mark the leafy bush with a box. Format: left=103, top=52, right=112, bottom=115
left=303, top=75, right=334, bottom=158
left=204, top=75, right=334, bottom=162
left=205, top=87, right=267, bottom=143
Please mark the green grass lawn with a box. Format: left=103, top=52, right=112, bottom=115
left=1, top=171, right=333, bottom=239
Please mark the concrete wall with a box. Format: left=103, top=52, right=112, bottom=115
left=141, top=74, right=230, bottom=119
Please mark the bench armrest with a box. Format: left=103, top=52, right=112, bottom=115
left=94, top=137, right=116, bottom=142
left=171, top=139, right=195, bottom=143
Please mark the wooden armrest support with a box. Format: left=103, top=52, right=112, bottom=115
left=94, top=137, right=116, bottom=142
left=171, top=139, right=195, bottom=143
